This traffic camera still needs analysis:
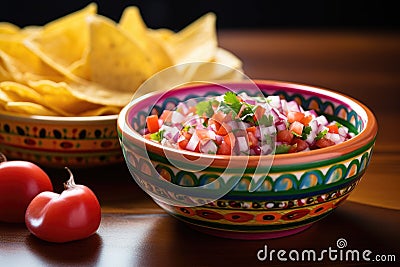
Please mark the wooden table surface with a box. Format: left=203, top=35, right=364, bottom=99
left=1, top=30, right=400, bottom=266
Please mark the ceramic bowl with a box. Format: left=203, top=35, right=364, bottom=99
left=0, top=113, right=123, bottom=167
left=118, top=80, right=378, bottom=239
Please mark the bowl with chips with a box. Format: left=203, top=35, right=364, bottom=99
left=0, top=4, right=242, bottom=167
left=0, top=112, right=122, bottom=167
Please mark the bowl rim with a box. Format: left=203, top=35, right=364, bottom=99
left=118, top=79, right=378, bottom=166
left=0, top=111, right=118, bottom=125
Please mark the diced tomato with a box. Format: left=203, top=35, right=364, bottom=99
left=187, top=106, right=197, bottom=115
left=212, top=111, right=226, bottom=124
left=315, top=138, right=335, bottom=148
left=181, top=131, right=192, bottom=140
left=159, top=110, right=172, bottom=122
left=194, top=142, right=200, bottom=152
left=178, top=139, right=189, bottom=149
left=327, top=124, right=339, bottom=134
left=253, top=106, right=266, bottom=122
left=196, top=129, right=211, bottom=140
left=146, top=115, right=160, bottom=133
left=300, top=115, right=313, bottom=126
left=277, top=130, right=294, bottom=143
left=289, top=121, right=304, bottom=136
left=288, top=145, right=297, bottom=153
left=287, top=111, right=305, bottom=123
left=217, top=122, right=231, bottom=136
left=247, top=131, right=258, bottom=148
left=223, top=132, right=236, bottom=148
left=208, top=118, right=221, bottom=132
left=182, top=131, right=192, bottom=140
left=217, top=141, right=231, bottom=155
left=246, top=126, right=257, bottom=134
left=292, top=138, right=308, bottom=151
left=214, top=135, right=223, bottom=145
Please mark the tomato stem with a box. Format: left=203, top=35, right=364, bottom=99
left=64, top=167, right=76, bottom=190
left=0, top=153, right=7, bottom=163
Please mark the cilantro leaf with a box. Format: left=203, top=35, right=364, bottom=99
left=292, top=131, right=302, bottom=138
left=224, top=91, right=240, bottom=105
left=222, top=92, right=242, bottom=115
left=315, top=129, right=328, bottom=140
left=240, top=104, right=255, bottom=121
left=335, top=121, right=343, bottom=128
left=218, top=101, right=234, bottom=115
left=257, top=114, right=274, bottom=127
left=275, top=144, right=292, bottom=154
left=149, top=130, right=165, bottom=142
left=196, top=100, right=214, bottom=117
left=301, top=125, right=312, bottom=140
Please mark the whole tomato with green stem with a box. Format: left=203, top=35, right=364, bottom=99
left=25, top=167, right=101, bottom=243
left=0, top=154, right=53, bottom=223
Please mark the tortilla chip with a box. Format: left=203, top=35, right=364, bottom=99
left=0, top=87, right=15, bottom=105
left=4, top=101, right=59, bottom=116
left=119, top=6, right=172, bottom=72
left=83, top=15, right=154, bottom=103
left=27, top=80, right=104, bottom=115
left=148, top=28, right=175, bottom=42
left=23, top=3, right=97, bottom=76
left=0, top=22, right=20, bottom=34
left=79, top=105, right=121, bottom=116
left=0, top=6, right=243, bottom=115
left=0, top=35, right=62, bottom=81
left=163, top=13, right=218, bottom=64
left=0, top=57, right=12, bottom=81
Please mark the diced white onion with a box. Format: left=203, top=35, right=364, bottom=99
left=316, top=115, right=329, bottom=126
left=267, top=95, right=281, bottom=109
left=200, top=140, right=218, bottom=154
left=186, top=132, right=200, bottom=151
left=237, top=136, right=248, bottom=153
left=326, top=133, right=341, bottom=144
left=171, top=111, right=185, bottom=124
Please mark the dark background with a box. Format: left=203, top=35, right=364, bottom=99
left=1, top=0, right=399, bottom=31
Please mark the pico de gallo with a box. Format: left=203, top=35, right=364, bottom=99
left=143, top=92, right=354, bottom=155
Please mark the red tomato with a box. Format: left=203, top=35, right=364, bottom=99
left=217, top=141, right=231, bottom=155
left=301, top=115, right=313, bottom=126
left=289, top=121, right=304, bottom=136
left=316, top=138, right=336, bottom=148
left=253, top=106, right=266, bottom=122
left=208, top=118, right=221, bottom=132
left=159, top=110, right=172, bottom=122
left=247, top=131, right=258, bottom=148
left=277, top=130, right=294, bottom=143
left=246, top=126, right=257, bottom=134
left=223, top=132, right=236, bottom=148
left=287, top=111, right=305, bottom=123
left=216, top=122, right=231, bottom=136
left=25, top=168, right=101, bottom=243
left=178, top=139, right=189, bottom=149
left=327, top=124, right=339, bottom=134
left=196, top=129, right=211, bottom=140
left=291, top=138, right=309, bottom=152
left=0, top=160, right=53, bottom=223
left=146, top=114, right=160, bottom=133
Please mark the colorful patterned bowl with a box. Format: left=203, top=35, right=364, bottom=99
left=0, top=113, right=122, bottom=167
left=118, top=80, right=378, bottom=239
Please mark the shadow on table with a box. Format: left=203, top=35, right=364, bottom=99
left=136, top=201, right=399, bottom=267
left=25, top=233, right=103, bottom=266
